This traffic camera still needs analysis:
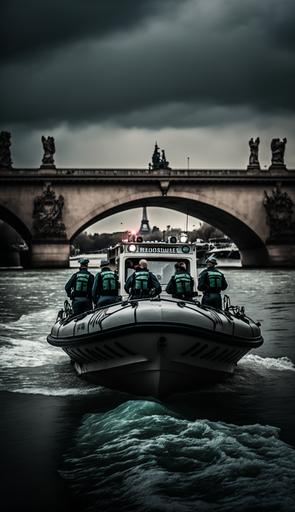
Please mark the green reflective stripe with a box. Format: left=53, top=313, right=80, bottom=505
left=101, top=271, right=116, bottom=291
left=175, top=272, right=191, bottom=293
left=75, top=272, right=90, bottom=293
left=207, top=270, right=223, bottom=290
left=134, top=271, right=149, bottom=290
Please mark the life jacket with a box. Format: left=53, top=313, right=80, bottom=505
left=134, top=270, right=150, bottom=291
left=206, top=269, right=223, bottom=291
left=74, top=271, right=91, bottom=297
left=101, top=271, right=117, bottom=293
left=174, top=272, right=192, bottom=294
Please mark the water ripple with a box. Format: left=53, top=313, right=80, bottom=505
left=61, top=401, right=295, bottom=512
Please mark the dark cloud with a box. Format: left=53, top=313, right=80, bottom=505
left=0, top=0, right=181, bottom=63
left=0, top=0, right=295, bottom=129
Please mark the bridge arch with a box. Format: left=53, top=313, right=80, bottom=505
left=0, top=204, right=32, bottom=245
left=69, top=193, right=269, bottom=267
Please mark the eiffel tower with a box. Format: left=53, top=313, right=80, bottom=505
left=139, top=206, right=151, bottom=234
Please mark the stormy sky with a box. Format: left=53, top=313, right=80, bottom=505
left=1, top=0, right=295, bottom=230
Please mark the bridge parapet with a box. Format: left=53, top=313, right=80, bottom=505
left=0, top=167, right=294, bottom=181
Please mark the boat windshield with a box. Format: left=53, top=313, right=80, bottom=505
left=125, top=258, right=191, bottom=285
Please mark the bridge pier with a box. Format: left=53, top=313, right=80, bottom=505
left=240, top=247, right=269, bottom=267
left=266, top=244, right=295, bottom=267
left=30, top=241, right=70, bottom=268
left=241, top=245, right=295, bottom=267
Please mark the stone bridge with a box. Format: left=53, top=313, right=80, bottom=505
left=0, top=166, right=295, bottom=267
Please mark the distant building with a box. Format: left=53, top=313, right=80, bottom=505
left=139, top=207, right=151, bottom=234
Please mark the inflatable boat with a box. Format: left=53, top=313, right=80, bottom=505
left=48, top=239, right=263, bottom=397
left=47, top=294, right=263, bottom=397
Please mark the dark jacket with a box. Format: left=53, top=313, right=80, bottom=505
left=65, top=268, right=94, bottom=300
left=124, top=267, right=162, bottom=298
left=166, top=270, right=194, bottom=299
left=198, top=267, right=227, bottom=294
left=92, top=267, right=119, bottom=302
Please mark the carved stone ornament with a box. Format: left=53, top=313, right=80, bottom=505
left=0, top=131, right=12, bottom=169
left=263, top=184, right=295, bottom=244
left=159, top=180, right=170, bottom=196
left=33, top=183, right=66, bottom=238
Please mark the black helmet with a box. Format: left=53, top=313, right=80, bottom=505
left=79, top=258, right=89, bottom=265
left=206, top=256, right=217, bottom=265
left=100, top=259, right=110, bottom=267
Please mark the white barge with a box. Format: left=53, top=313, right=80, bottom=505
left=69, top=252, right=108, bottom=268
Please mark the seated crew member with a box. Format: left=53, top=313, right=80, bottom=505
left=92, top=259, right=120, bottom=308
left=65, top=258, right=94, bottom=315
left=197, top=256, right=228, bottom=309
left=166, top=261, right=194, bottom=300
left=124, top=259, right=162, bottom=299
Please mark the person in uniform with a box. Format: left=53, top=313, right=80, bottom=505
left=92, top=259, right=120, bottom=307
left=198, top=256, right=228, bottom=309
left=166, top=261, right=195, bottom=300
left=124, top=259, right=162, bottom=299
left=65, top=258, right=94, bottom=315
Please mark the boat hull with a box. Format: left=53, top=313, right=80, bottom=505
left=71, top=333, right=244, bottom=397
left=47, top=299, right=263, bottom=397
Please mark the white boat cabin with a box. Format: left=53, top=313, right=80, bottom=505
left=108, top=239, right=198, bottom=297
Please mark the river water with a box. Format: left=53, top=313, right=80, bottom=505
left=0, top=269, right=295, bottom=511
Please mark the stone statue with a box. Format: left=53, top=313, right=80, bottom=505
left=151, top=143, right=161, bottom=169
left=248, top=137, right=260, bottom=168
left=263, top=184, right=295, bottom=243
left=150, top=143, right=171, bottom=170
left=0, top=131, right=12, bottom=169
left=33, top=183, right=66, bottom=238
left=270, top=138, right=287, bottom=167
left=161, top=149, right=170, bottom=169
left=41, top=136, right=56, bottom=167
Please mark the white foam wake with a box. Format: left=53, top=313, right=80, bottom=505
left=240, top=354, right=295, bottom=372
left=10, top=386, right=100, bottom=396
left=0, top=308, right=65, bottom=368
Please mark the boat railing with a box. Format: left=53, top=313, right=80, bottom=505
left=223, top=295, right=256, bottom=324
left=56, top=299, right=73, bottom=322
left=57, top=294, right=259, bottom=328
